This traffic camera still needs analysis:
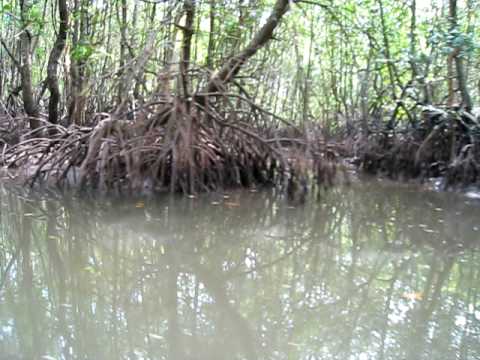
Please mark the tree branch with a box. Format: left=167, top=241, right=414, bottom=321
left=0, top=38, right=21, bottom=70
left=203, top=0, right=291, bottom=95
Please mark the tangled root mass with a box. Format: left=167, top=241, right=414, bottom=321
left=2, top=94, right=341, bottom=197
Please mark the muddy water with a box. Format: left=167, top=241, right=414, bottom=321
left=0, top=179, right=479, bottom=360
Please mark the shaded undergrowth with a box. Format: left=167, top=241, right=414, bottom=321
left=1, top=93, right=341, bottom=198
left=356, top=106, right=480, bottom=188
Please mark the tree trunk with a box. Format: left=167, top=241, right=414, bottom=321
left=455, top=54, right=472, bottom=111
left=68, top=0, right=88, bottom=125
left=409, top=0, right=417, bottom=80
left=19, top=0, right=40, bottom=129
left=180, top=0, right=195, bottom=97
left=46, top=0, right=68, bottom=124
left=205, top=0, right=215, bottom=69
left=203, top=0, right=290, bottom=95
left=360, top=50, right=373, bottom=135
left=448, top=0, right=473, bottom=110
left=377, top=0, right=398, bottom=101
left=116, top=0, right=128, bottom=108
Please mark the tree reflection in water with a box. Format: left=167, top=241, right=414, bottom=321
left=0, top=180, right=479, bottom=360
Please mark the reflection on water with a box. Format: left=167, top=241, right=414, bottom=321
left=0, top=180, right=479, bottom=360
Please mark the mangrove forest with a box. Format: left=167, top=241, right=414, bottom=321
left=1, top=1, right=480, bottom=359
left=0, top=0, right=479, bottom=193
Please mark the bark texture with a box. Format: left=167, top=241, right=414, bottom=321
left=204, top=0, right=290, bottom=94
left=46, top=0, right=68, bottom=124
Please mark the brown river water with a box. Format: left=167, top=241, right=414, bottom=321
left=0, top=178, right=479, bottom=359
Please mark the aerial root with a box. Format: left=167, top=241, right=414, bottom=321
left=1, top=94, right=342, bottom=196
left=356, top=106, right=480, bottom=187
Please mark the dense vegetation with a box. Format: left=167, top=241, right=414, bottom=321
left=0, top=0, right=479, bottom=192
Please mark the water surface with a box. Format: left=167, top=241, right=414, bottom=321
left=0, top=180, right=479, bottom=359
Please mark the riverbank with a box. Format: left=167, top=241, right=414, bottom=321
left=1, top=106, right=479, bottom=197
left=353, top=106, right=480, bottom=190
left=0, top=103, right=341, bottom=199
